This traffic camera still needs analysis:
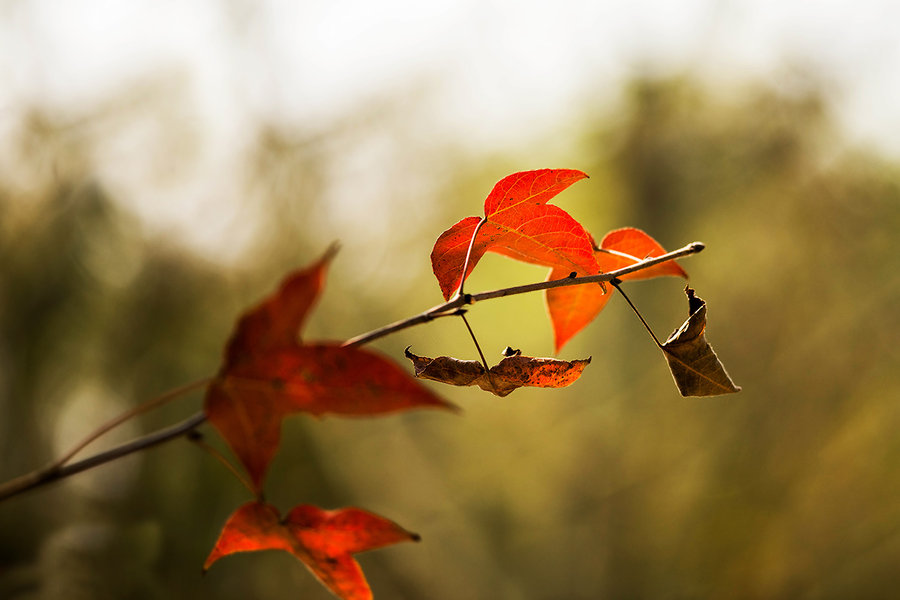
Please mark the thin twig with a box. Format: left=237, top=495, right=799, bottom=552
left=342, top=307, right=465, bottom=348
left=188, top=431, right=258, bottom=499
left=51, top=377, right=212, bottom=469
left=0, top=412, right=208, bottom=502
left=343, top=241, right=703, bottom=347
left=470, top=242, right=704, bottom=303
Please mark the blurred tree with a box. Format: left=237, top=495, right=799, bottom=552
left=1, top=73, right=899, bottom=599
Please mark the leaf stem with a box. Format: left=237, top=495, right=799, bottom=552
left=456, top=217, right=488, bottom=298
left=459, top=312, right=490, bottom=372
left=187, top=430, right=259, bottom=499
left=610, top=279, right=662, bottom=348
left=595, top=247, right=645, bottom=262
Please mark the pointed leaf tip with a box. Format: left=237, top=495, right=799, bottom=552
left=224, top=245, right=338, bottom=361
left=661, top=287, right=741, bottom=397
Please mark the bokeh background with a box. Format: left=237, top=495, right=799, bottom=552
left=2, top=1, right=900, bottom=599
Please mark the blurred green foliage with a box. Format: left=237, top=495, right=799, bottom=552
left=2, top=75, right=900, bottom=599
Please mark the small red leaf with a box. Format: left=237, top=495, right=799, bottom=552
left=204, top=248, right=455, bottom=492
left=405, top=348, right=591, bottom=397
left=430, top=169, right=597, bottom=300
left=205, top=502, right=419, bottom=600
left=544, top=269, right=614, bottom=352
left=546, top=228, right=688, bottom=351
left=204, top=502, right=291, bottom=569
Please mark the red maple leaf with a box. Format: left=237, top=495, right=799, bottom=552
left=204, top=247, right=455, bottom=492
left=430, top=169, right=598, bottom=300
left=546, top=228, right=688, bottom=351
left=204, top=501, right=419, bottom=600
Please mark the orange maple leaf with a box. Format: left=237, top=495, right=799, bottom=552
left=205, top=501, right=419, bottom=600
left=204, top=247, right=455, bottom=492
left=430, top=169, right=598, bottom=300
left=546, top=227, right=688, bottom=351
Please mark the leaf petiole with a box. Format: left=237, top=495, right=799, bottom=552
left=610, top=279, right=663, bottom=348
left=188, top=431, right=260, bottom=499
left=459, top=312, right=490, bottom=373
left=456, top=217, right=488, bottom=298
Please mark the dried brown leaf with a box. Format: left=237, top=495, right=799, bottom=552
left=405, top=348, right=590, bottom=397
left=662, top=287, right=741, bottom=396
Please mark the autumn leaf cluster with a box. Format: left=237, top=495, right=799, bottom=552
left=201, top=169, right=738, bottom=599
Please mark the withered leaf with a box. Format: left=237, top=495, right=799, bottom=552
left=405, top=347, right=591, bottom=397
left=662, top=287, right=741, bottom=396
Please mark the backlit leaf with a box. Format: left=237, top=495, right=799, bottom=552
left=545, top=228, right=688, bottom=351
left=204, top=501, right=419, bottom=600
left=430, top=169, right=598, bottom=300
left=204, top=248, right=455, bottom=492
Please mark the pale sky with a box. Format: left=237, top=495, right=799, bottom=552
left=3, top=0, right=899, bottom=259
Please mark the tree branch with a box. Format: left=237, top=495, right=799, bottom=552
left=343, top=241, right=704, bottom=346
left=0, top=412, right=208, bottom=502
left=469, top=241, right=704, bottom=302
left=50, top=377, right=212, bottom=469
left=0, top=240, right=704, bottom=501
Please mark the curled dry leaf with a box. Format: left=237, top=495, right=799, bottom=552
left=204, top=501, right=419, bottom=600
left=662, top=287, right=741, bottom=397
left=405, top=347, right=591, bottom=397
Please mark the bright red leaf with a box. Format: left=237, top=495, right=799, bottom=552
left=545, top=228, right=688, bottom=351
left=204, top=501, right=419, bottom=600
left=430, top=169, right=598, bottom=300
left=204, top=248, right=455, bottom=492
